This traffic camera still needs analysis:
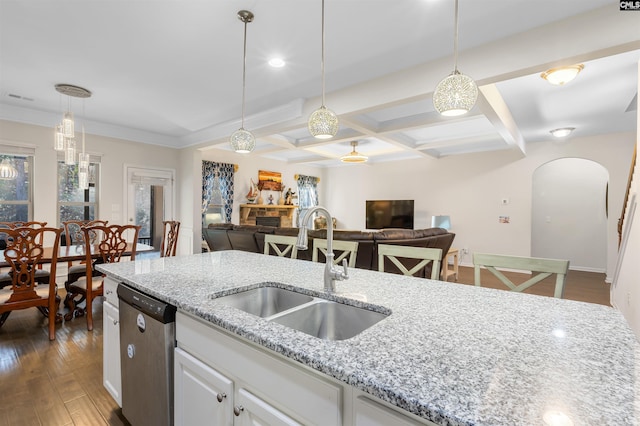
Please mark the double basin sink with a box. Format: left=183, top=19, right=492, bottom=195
left=215, top=286, right=389, bottom=341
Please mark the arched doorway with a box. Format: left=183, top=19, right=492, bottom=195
left=531, top=158, right=608, bottom=272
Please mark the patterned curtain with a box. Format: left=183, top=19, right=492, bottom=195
left=296, top=175, right=319, bottom=227
left=202, top=161, right=235, bottom=223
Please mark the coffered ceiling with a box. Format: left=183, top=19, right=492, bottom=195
left=0, top=1, right=638, bottom=167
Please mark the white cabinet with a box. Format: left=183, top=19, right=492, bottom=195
left=174, top=347, right=233, bottom=425
left=235, top=388, right=301, bottom=426
left=354, top=394, right=434, bottom=426
left=175, top=312, right=341, bottom=425
left=175, top=345, right=301, bottom=426
left=175, top=312, right=437, bottom=426
left=102, top=277, right=122, bottom=407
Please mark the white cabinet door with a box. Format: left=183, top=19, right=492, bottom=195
left=103, top=301, right=122, bottom=407
left=354, top=395, right=429, bottom=426
left=174, top=348, right=234, bottom=426
left=234, top=388, right=302, bottom=426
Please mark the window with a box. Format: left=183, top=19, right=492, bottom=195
left=57, top=158, right=100, bottom=225
left=296, top=174, right=319, bottom=227
left=0, top=151, right=33, bottom=222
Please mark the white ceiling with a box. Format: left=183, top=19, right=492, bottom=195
left=1, top=1, right=638, bottom=167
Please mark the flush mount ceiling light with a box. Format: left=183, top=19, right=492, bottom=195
left=433, top=0, right=478, bottom=117
left=541, top=64, right=584, bottom=86
left=308, top=0, right=339, bottom=139
left=550, top=127, right=575, bottom=138
left=229, top=10, right=256, bottom=154
left=340, top=141, right=368, bottom=163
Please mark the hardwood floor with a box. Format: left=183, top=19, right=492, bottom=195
left=0, top=292, right=129, bottom=426
left=0, top=267, right=610, bottom=425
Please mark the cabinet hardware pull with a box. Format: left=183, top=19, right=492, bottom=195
left=216, top=393, right=226, bottom=403
left=113, top=320, right=118, bottom=325
left=233, top=405, right=244, bottom=416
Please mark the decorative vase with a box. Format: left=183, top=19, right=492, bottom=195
left=257, top=194, right=264, bottom=205
left=278, top=194, right=285, bottom=205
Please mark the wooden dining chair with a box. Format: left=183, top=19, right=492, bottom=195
left=0, top=221, right=50, bottom=281
left=160, top=220, right=180, bottom=257
left=473, top=253, right=570, bottom=299
left=312, top=239, right=359, bottom=268
left=62, top=219, right=109, bottom=286
left=263, top=234, right=298, bottom=259
left=0, top=226, right=62, bottom=340
left=64, top=224, right=141, bottom=330
left=377, top=244, right=443, bottom=279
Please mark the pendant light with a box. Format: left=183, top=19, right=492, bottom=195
left=229, top=10, right=256, bottom=154
left=308, top=0, right=338, bottom=139
left=78, top=126, right=90, bottom=190
left=0, top=158, right=18, bottom=180
left=54, top=84, right=92, bottom=162
left=54, top=124, right=65, bottom=151
left=433, top=0, right=478, bottom=117
left=340, top=141, right=368, bottom=163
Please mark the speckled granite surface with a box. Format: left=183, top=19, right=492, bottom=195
left=98, top=251, right=640, bottom=425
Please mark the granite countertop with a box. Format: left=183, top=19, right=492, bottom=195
left=97, top=250, right=640, bottom=426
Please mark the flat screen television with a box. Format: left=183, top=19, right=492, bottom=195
left=366, top=200, right=414, bottom=230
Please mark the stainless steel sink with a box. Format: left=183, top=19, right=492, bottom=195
left=217, top=287, right=314, bottom=317
left=216, top=286, right=389, bottom=340
left=271, top=300, right=388, bottom=341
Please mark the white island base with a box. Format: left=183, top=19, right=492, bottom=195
left=175, top=312, right=435, bottom=426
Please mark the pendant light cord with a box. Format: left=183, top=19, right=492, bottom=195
left=241, top=18, right=248, bottom=129
left=453, top=0, right=459, bottom=73
left=321, top=0, right=326, bottom=107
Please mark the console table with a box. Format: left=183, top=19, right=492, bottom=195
left=239, top=204, right=297, bottom=227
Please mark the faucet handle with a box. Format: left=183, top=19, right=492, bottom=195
left=340, top=258, right=349, bottom=280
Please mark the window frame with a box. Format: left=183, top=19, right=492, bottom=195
left=0, top=144, right=35, bottom=223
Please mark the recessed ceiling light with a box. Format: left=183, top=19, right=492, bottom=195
left=268, top=57, right=285, bottom=68
left=550, top=127, right=575, bottom=138
left=540, top=64, right=584, bottom=86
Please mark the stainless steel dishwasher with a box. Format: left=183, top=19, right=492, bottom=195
left=118, top=284, right=176, bottom=426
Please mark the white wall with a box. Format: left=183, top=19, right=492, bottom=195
left=0, top=119, right=179, bottom=236
left=611, top=61, right=639, bottom=339
left=531, top=158, right=608, bottom=271
left=323, top=132, right=635, bottom=280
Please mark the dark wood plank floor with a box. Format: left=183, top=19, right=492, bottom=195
left=0, top=267, right=610, bottom=425
left=0, top=291, right=129, bottom=426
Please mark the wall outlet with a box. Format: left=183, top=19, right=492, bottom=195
left=501, top=198, right=510, bottom=205
left=461, top=248, right=469, bottom=255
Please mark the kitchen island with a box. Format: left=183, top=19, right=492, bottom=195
left=98, top=250, right=639, bottom=425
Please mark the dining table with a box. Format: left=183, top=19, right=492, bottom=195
left=0, top=242, right=155, bottom=268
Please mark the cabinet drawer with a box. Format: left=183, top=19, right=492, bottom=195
left=103, top=277, right=119, bottom=306
left=177, top=312, right=342, bottom=425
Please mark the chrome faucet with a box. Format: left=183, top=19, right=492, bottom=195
left=296, top=206, right=349, bottom=292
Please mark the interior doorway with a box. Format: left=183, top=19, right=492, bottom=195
left=125, top=166, right=175, bottom=250
left=531, top=158, right=608, bottom=272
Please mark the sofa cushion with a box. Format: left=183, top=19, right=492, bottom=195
left=207, top=223, right=235, bottom=230
left=374, top=228, right=448, bottom=240
left=203, top=228, right=232, bottom=251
